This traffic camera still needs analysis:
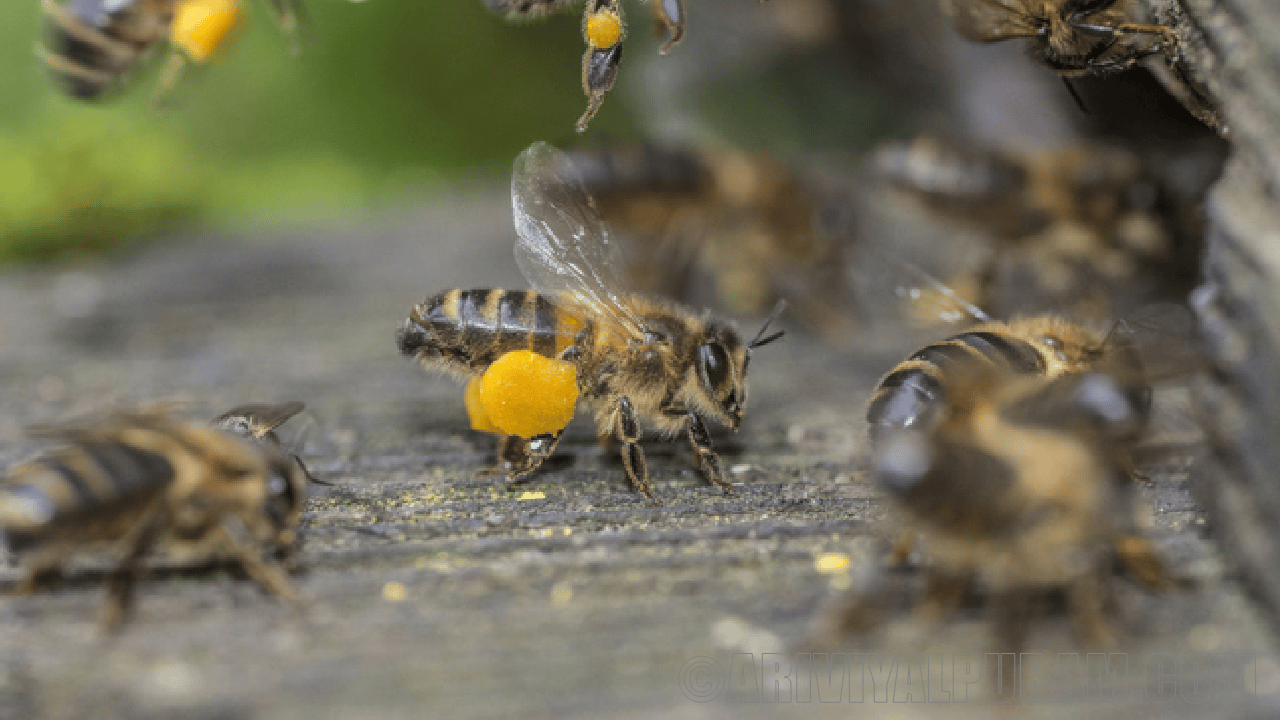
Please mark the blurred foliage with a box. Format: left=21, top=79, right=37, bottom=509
left=0, top=0, right=642, bottom=257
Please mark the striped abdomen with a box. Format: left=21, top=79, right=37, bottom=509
left=397, top=289, right=584, bottom=375
left=38, top=0, right=157, bottom=99
left=867, top=329, right=1045, bottom=436
left=0, top=440, right=174, bottom=551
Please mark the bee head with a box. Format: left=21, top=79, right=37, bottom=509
left=693, top=301, right=785, bottom=430
left=261, top=450, right=308, bottom=553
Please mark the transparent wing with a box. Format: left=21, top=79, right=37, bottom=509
left=512, top=141, right=647, bottom=340
left=1117, top=303, right=1205, bottom=383
left=212, top=401, right=305, bottom=439
left=848, top=245, right=992, bottom=331
left=939, top=0, right=1040, bottom=43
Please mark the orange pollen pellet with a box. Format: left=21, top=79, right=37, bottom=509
left=475, top=351, right=579, bottom=439
left=170, top=0, right=241, bottom=62
left=586, top=12, right=623, bottom=50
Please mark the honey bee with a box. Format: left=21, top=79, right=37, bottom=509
left=866, top=312, right=1151, bottom=441
left=938, top=0, right=1220, bottom=128
left=211, top=400, right=326, bottom=485
left=481, top=0, right=686, bottom=131
left=564, top=142, right=855, bottom=337
left=398, top=141, right=785, bottom=504
left=0, top=408, right=308, bottom=630
left=872, top=138, right=1191, bottom=320
left=845, top=365, right=1176, bottom=656
left=36, top=0, right=302, bottom=101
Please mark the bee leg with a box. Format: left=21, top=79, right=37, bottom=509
left=12, top=560, right=63, bottom=595
left=883, top=529, right=916, bottom=566
left=1113, top=532, right=1176, bottom=590
left=577, top=0, right=625, bottom=132
left=650, top=0, right=684, bottom=54
left=504, top=431, right=566, bottom=487
left=917, top=569, right=969, bottom=625
left=990, top=590, right=1032, bottom=696
left=216, top=518, right=306, bottom=609
left=263, top=0, right=305, bottom=55
left=686, top=412, right=734, bottom=493
left=149, top=51, right=188, bottom=112
left=615, top=397, right=658, bottom=505
left=1067, top=571, right=1115, bottom=646
left=101, top=506, right=168, bottom=633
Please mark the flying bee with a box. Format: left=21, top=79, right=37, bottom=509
left=36, top=0, right=302, bottom=102
left=481, top=0, right=687, bottom=131
left=829, top=366, right=1175, bottom=663
left=564, top=142, right=855, bottom=337
left=0, top=408, right=308, bottom=631
left=398, top=141, right=785, bottom=504
left=938, top=0, right=1221, bottom=128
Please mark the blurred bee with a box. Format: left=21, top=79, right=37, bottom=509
left=398, top=142, right=785, bottom=504
left=833, top=366, right=1175, bottom=660
left=872, top=138, right=1188, bottom=320
left=938, top=0, right=1221, bottom=129
left=36, top=0, right=302, bottom=102
left=481, top=0, right=686, bottom=131
left=0, top=408, right=308, bottom=630
left=564, top=143, right=855, bottom=338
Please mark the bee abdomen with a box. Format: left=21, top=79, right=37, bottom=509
left=398, top=289, right=563, bottom=373
left=39, top=0, right=142, bottom=99
left=867, top=331, right=1044, bottom=435
left=0, top=442, right=172, bottom=547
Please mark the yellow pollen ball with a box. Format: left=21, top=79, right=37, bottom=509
left=477, top=350, right=579, bottom=438
left=171, top=0, right=241, bottom=62
left=586, top=12, right=623, bottom=49
left=465, top=377, right=501, bottom=434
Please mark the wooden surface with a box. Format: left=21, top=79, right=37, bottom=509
left=0, top=192, right=1274, bottom=718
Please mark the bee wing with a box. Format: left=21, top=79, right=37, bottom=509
left=939, top=0, right=1041, bottom=43
left=212, top=401, right=306, bottom=439
left=1115, top=303, right=1206, bottom=383
left=512, top=142, right=647, bottom=341
left=848, top=246, right=993, bottom=331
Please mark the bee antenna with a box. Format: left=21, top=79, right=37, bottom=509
left=748, top=300, right=787, bottom=350
left=1061, top=77, right=1090, bottom=115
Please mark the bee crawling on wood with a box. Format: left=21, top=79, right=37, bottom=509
left=36, top=0, right=304, bottom=103
left=0, top=407, right=309, bottom=631
left=939, top=0, right=1222, bottom=130
left=481, top=0, right=688, bottom=131
left=398, top=142, right=785, bottom=504
left=212, top=400, right=330, bottom=486
left=815, top=364, right=1176, bottom=668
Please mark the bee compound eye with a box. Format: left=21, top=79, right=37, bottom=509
left=697, top=343, right=730, bottom=391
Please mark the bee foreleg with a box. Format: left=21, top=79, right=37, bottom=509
left=215, top=518, right=306, bottom=609
left=649, top=0, right=684, bottom=54
left=686, top=412, right=734, bottom=493
left=615, top=397, right=657, bottom=504
left=503, top=431, right=566, bottom=486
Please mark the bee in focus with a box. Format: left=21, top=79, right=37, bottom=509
left=938, top=0, right=1221, bottom=129
left=36, top=0, right=302, bottom=102
left=565, top=142, right=856, bottom=338
left=211, top=400, right=325, bottom=484
left=398, top=141, right=785, bottom=504
left=0, top=407, right=308, bottom=631
left=872, top=138, right=1188, bottom=320
left=834, top=365, right=1175, bottom=661
left=481, top=0, right=687, bottom=131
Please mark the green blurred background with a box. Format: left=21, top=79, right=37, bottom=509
left=0, top=0, right=900, bottom=260
left=0, top=1, right=646, bottom=258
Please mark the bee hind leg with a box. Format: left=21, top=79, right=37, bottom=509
left=12, top=560, right=63, bottom=595
left=502, top=431, right=565, bottom=487
left=650, top=0, right=684, bottom=54
left=686, top=412, right=734, bottom=494
left=101, top=506, right=168, bottom=633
